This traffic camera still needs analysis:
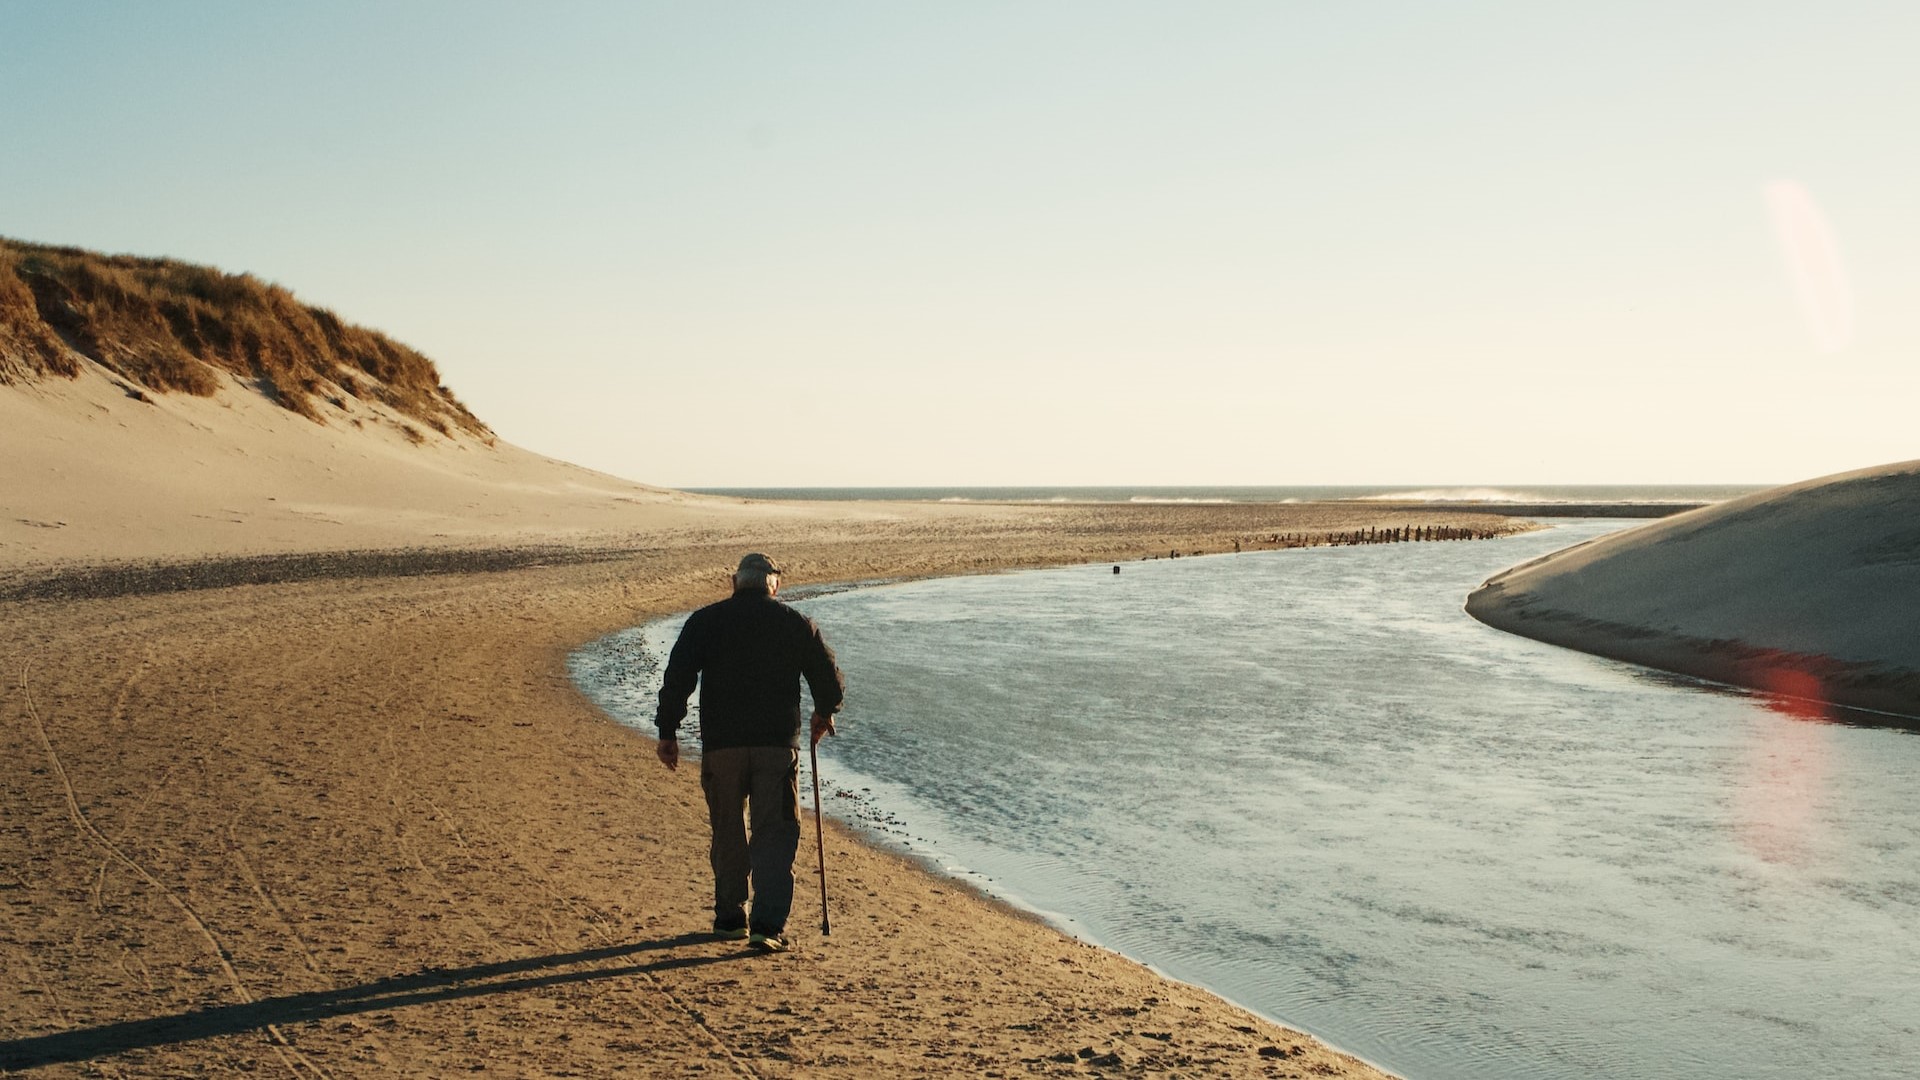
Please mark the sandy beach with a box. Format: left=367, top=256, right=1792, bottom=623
left=0, top=370, right=1558, bottom=1076
left=0, top=513, right=1529, bottom=1078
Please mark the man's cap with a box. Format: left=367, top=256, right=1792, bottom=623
left=736, top=552, right=782, bottom=576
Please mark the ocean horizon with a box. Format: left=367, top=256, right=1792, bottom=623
left=686, top=484, right=1770, bottom=505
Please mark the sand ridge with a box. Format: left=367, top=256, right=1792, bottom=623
left=1467, top=458, right=1920, bottom=719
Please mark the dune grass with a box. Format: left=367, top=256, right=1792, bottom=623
left=0, top=236, right=488, bottom=439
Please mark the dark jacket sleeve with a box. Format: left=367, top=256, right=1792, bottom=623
left=654, top=613, right=706, bottom=739
left=800, top=617, right=846, bottom=718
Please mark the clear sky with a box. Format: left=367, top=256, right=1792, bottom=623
left=4, top=2, right=1917, bottom=487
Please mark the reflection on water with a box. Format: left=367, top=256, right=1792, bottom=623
left=1735, top=717, right=1831, bottom=866
left=573, top=521, right=1920, bottom=1080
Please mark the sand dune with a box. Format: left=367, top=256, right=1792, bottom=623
left=1467, top=459, right=1920, bottom=719
left=1, top=366, right=751, bottom=566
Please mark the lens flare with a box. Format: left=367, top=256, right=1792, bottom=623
left=1733, top=663, right=1833, bottom=864
left=1764, top=179, right=1854, bottom=353
left=1754, top=664, right=1831, bottom=723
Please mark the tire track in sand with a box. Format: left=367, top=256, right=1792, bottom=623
left=224, top=806, right=324, bottom=976
left=105, top=645, right=154, bottom=732
left=375, top=728, right=765, bottom=1080
left=463, top=811, right=767, bottom=1080
left=18, top=659, right=332, bottom=1079
left=0, top=881, right=132, bottom=1080
left=348, top=639, right=757, bottom=1075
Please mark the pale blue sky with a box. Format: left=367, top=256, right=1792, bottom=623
left=5, top=2, right=1916, bottom=486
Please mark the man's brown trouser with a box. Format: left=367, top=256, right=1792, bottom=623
left=699, top=746, right=801, bottom=935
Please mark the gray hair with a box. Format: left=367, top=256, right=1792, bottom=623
left=734, top=567, right=778, bottom=593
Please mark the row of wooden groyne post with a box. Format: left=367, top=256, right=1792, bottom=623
left=1156, top=523, right=1517, bottom=560
left=1268, top=524, right=1506, bottom=546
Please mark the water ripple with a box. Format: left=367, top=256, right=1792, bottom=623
left=574, top=522, right=1920, bottom=1080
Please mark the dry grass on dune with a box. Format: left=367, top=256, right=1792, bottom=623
left=0, top=236, right=488, bottom=439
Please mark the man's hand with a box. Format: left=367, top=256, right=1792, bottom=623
left=810, top=711, right=836, bottom=747
left=656, top=738, right=680, bottom=771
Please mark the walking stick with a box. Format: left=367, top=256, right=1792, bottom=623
left=809, top=739, right=831, bottom=936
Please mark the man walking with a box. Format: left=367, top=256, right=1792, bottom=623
left=654, top=553, right=845, bottom=952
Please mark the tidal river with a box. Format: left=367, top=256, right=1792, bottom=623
left=570, top=521, right=1920, bottom=1080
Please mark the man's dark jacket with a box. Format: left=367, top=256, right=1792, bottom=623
left=654, top=590, right=845, bottom=750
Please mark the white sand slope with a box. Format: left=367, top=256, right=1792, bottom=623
left=0, top=367, right=787, bottom=566
left=1467, top=460, right=1920, bottom=719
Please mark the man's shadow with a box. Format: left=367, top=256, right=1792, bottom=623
left=0, top=933, right=750, bottom=1070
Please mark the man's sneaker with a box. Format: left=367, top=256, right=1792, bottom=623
left=748, top=931, right=790, bottom=953
left=712, top=923, right=749, bottom=941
